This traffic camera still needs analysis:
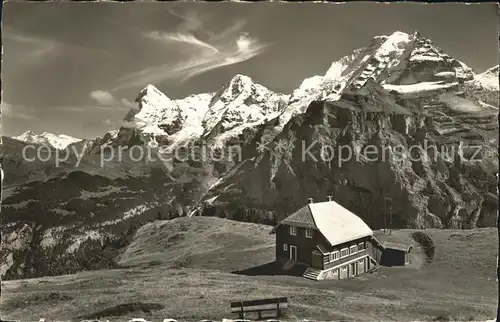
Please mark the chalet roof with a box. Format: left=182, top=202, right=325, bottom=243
left=279, top=204, right=316, bottom=229
left=383, top=241, right=413, bottom=252
left=272, top=200, right=373, bottom=246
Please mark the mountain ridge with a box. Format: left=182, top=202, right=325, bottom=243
left=12, top=131, right=83, bottom=150
left=6, top=31, right=496, bottom=151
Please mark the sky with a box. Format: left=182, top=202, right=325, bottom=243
left=1, top=2, right=498, bottom=139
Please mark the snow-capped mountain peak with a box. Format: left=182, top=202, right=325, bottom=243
left=475, top=65, right=499, bottom=91
left=211, top=74, right=265, bottom=105
left=134, top=84, right=173, bottom=121
left=13, top=131, right=82, bottom=149
left=101, top=31, right=494, bottom=152
left=202, top=74, right=288, bottom=147
left=136, top=84, right=170, bottom=103
left=131, top=84, right=181, bottom=138
left=229, top=73, right=254, bottom=86
left=374, top=31, right=412, bottom=62
left=334, top=30, right=478, bottom=95
left=14, top=130, right=36, bottom=139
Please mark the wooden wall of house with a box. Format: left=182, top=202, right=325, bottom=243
left=275, top=225, right=330, bottom=266
left=312, top=251, right=324, bottom=269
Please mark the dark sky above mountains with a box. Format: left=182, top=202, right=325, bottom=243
left=2, top=2, right=498, bottom=139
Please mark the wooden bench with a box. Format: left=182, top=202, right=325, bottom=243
left=230, top=297, right=287, bottom=320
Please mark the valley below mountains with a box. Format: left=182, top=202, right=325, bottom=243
left=1, top=31, right=498, bottom=280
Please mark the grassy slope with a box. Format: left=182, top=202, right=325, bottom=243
left=118, top=217, right=276, bottom=271
left=1, top=217, right=497, bottom=321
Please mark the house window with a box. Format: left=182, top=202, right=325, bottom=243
left=341, top=266, right=348, bottom=272
left=349, top=245, right=358, bottom=254
left=305, top=228, right=313, bottom=238
left=289, top=226, right=297, bottom=236
left=358, top=242, right=364, bottom=250
left=283, top=244, right=288, bottom=251
left=329, top=250, right=340, bottom=262
left=340, top=248, right=349, bottom=258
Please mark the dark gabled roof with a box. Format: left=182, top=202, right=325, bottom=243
left=383, top=241, right=413, bottom=252
left=269, top=204, right=315, bottom=234
left=279, top=204, right=316, bottom=229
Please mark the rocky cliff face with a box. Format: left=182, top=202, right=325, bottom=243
left=205, top=32, right=498, bottom=229
left=1, top=31, right=498, bottom=279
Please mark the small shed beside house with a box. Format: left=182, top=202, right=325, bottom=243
left=381, top=242, right=413, bottom=266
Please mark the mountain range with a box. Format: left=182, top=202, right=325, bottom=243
left=1, top=31, right=498, bottom=279
left=13, top=131, right=82, bottom=150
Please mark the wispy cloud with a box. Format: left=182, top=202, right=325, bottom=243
left=3, top=27, right=114, bottom=64
left=52, top=91, right=136, bottom=114
left=146, top=31, right=221, bottom=53
left=89, top=90, right=136, bottom=109
left=120, top=98, right=137, bottom=109
left=90, top=90, right=116, bottom=106
left=113, top=11, right=269, bottom=90
left=2, top=102, right=13, bottom=115
left=54, top=105, right=118, bottom=113
left=99, top=118, right=141, bottom=130
left=3, top=28, right=58, bottom=59
left=79, top=89, right=148, bottom=129
left=1, top=101, right=34, bottom=120
left=101, top=118, right=118, bottom=126
left=168, top=9, right=212, bottom=36
left=60, top=106, right=87, bottom=113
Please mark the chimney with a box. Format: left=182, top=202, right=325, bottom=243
left=327, top=195, right=332, bottom=201
left=308, top=197, right=314, bottom=204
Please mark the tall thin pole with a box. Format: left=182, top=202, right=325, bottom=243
left=384, top=197, right=387, bottom=235
left=389, top=198, right=392, bottom=235
left=384, top=196, right=392, bottom=235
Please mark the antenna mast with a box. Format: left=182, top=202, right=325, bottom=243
left=384, top=196, right=392, bottom=235
left=389, top=197, right=392, bottom=235
left=384, top=196, right=387, bottom=235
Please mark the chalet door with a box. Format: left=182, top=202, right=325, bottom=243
left=289, top=245, right=297, bottom=261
